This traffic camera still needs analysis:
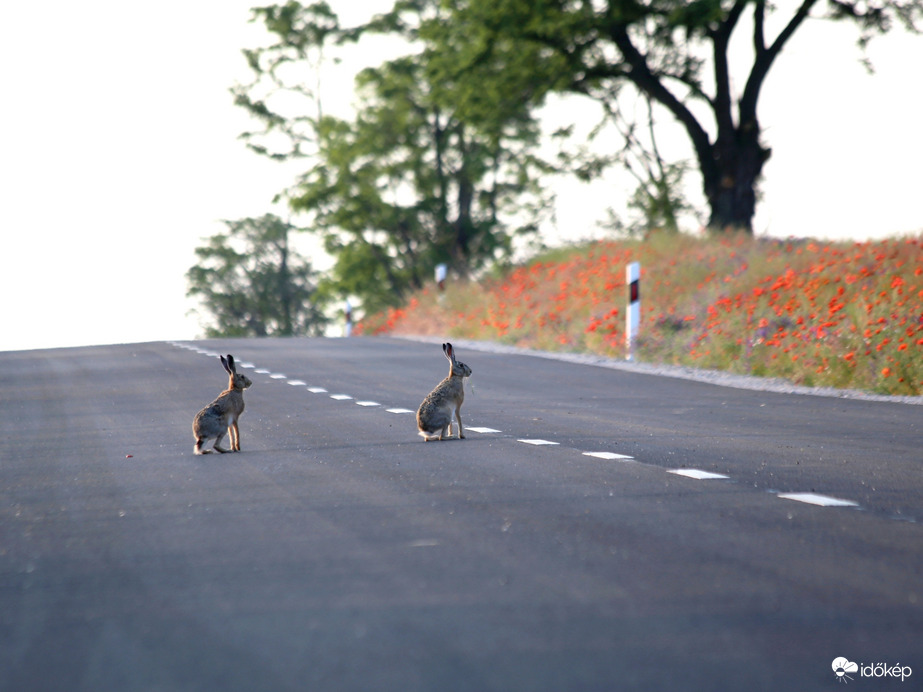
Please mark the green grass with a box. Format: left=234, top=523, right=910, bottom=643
left=358, top=232, right=923, bottom=396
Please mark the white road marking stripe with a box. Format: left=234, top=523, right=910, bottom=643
left=387, top=408, right=414, bottom=414
left=255, top=368, right=270, bottom=374
left=239, top=362, right=256, bottom=369
left=330, top=394, right=353, bottom=401
left=287, top=380, right=307, bottom=386
left=307, top=387, right=328, bottom=393
left=583, top=452, right=634, bottom=460
left=356, top=401, right=380, bottom=407
left=668, top=469, right=730, bottom=480
left=518, top=439, right=559, bottom=446
left=270, top=373, right=287, bottom=379
left=467, top=427, right=501, bottom=434
left=408, top=539, right=441, bottom=548
left=777, top=492, right=859, bottom=507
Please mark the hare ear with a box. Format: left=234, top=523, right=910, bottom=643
left=226, top=354, right=236, bottom=373
left=443, top=343, right=454, bottom=361
left=220, top=355, right=232, bottom=375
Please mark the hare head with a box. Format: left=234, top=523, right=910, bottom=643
left=221, top=354, right=252, bottom=392
left=443, top=342, right=472, bottom=379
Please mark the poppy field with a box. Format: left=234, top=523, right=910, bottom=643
left=359, top=233, right=923, bottom=396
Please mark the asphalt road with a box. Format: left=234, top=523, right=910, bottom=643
left=1, top=337, right=920, bottom=691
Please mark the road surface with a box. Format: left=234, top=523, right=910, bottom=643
left=1, top=337, right=920, bottom=691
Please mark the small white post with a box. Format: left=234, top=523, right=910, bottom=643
left=435, top=263, right=447, bottom=291
left=344, top=299, right=353, bottom=337
left=626, top=262, right=640, bottom=360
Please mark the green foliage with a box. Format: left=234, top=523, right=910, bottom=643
left=440, top=0, right=923, bottom=232
left=232, top=2, right=340, bottom=160
left=237, top=0, right=555, bottom=318
left=186, top=214, right=329, bottom=337
left=230, top=0, right=922, bottom=319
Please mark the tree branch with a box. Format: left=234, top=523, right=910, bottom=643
left=741, top=0, right=818, bottom=119
left=606, top=24, right=714, bottom=181
left=710, top=1, right=749, bottom=134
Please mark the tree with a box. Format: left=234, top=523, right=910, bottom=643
left=577, top=93, right=699, bottom=235
left=234, top=1, right=556, bottom=314
left=291, top=57, right=553, bottom=313
left=232, top=1, right=339, bottom=161
left=186, top=214, right=328, bottom=337
left=444, top=0, right=923, bottom=233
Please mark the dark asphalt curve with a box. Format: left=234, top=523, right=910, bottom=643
left=1, top=337, right=920, bottom=692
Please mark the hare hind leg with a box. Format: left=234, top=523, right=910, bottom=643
left=212, top=431, right=231, bottom=453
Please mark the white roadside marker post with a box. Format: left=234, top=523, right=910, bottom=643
left=435, top=263, right=447, bottom=291
left=435, top=263, right=447, bottom=305
left=626, top=262, right=640, bottom=361
left=344, top=299, right=353, bottom=337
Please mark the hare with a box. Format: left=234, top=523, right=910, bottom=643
left=416, top=343, right=472, bottom=441
left=192, top=354, right=252, bottom=454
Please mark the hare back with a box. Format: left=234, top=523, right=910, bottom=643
left=193, top=391, right=244, bottom=435
left=417, top=378, right=464, bottom=429
left=416, top=398, right=454, bottom=433
left=423, top=376, right=465, bottom=407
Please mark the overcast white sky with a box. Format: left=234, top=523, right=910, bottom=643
left=1, top=1, right=920, bottom=352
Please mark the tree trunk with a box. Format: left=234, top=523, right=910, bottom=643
left=451, top=125, right=474, bottom=277
left=702, top=118, right=769, bottom=234
left=277, top=238, right=294, bottom=336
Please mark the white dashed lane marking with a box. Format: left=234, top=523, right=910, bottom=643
left=467, top=427, right=501, bottom=434
left=330, top=394, right=353, bottom=401
left=356, top=401, right=381, bottom=407
left=287, top=380, right=307, bottom=386
left=777, top=492, right=859, bottom=508
left=668, top=469, right=730, bottom=480
left=387, top=408, right=414, bottom=414
left=408, top=539, right=441, bottom=548
left=518, top=439, right=559, bottom=446
left=583, top=452, right=634, bottom=461
left=307, top=387, right=328, bottom=393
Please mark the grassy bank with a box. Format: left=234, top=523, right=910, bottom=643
left=358, top=232, right=923, bottom=396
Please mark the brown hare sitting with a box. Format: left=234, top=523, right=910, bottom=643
left=193, top=354, right=252, bottom=454
left=416, top=343, right=472, bottom=441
